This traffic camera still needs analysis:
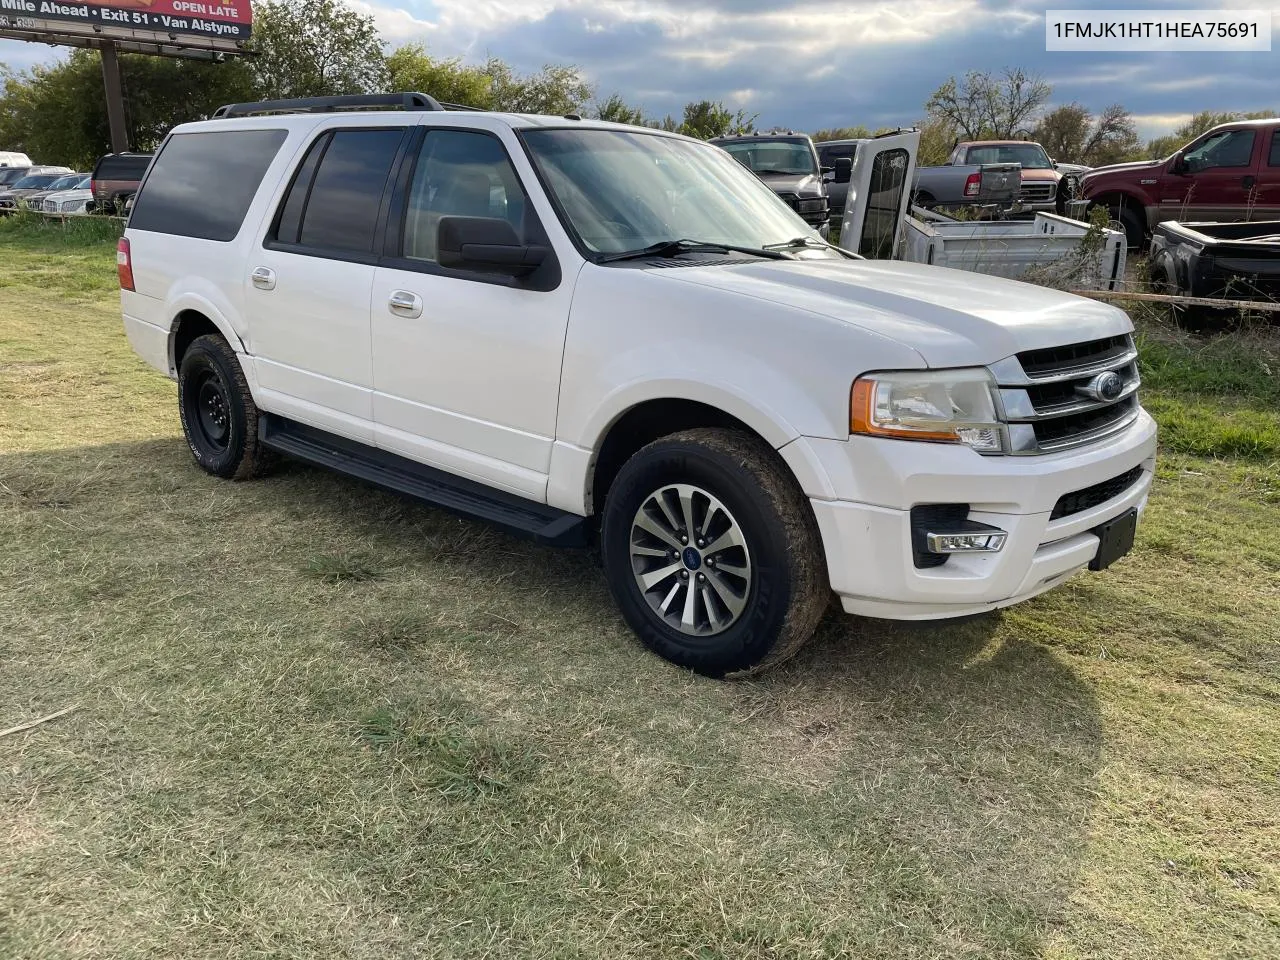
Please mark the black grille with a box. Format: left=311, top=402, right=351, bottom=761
left=1024, top=361, right=1139, bottom=411
left=1033, top=396, right=1138, bottom=448
left=777, top=193, right=800, bottom=211
left=910, top=504, right=969, bottom=569
left=1017, top=335, right=1131, bottom=378
left=1051, top=466, right=1144, bottom=521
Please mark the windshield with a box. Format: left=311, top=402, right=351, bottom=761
left=13, top=175, right=61, bottom=189
left=965, top=144, right=1052, bottom=169
left=522, top=129, right=823, bottom=256
left=718, top=139, right=817, bottom=176
left=0, top=168, right=28, bottom=186
left=47, top=175, right=82, bottom=191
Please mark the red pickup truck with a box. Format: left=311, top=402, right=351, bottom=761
left=1077, top=118, right=1280, bottom=249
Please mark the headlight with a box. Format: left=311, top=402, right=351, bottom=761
left=797, top=198, right=827, bottom=215
left=850, top=369, right=1005, bottom=453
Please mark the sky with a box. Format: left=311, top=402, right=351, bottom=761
left=1, top=0, right=1276, bottom=140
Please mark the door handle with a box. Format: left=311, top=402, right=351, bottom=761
left=250, top=266, right=276, bottom=290
left=1242, top=175, right=1257, bottom=190
left=388, top=290, right=422, bottom=318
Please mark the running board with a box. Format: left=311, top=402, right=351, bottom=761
left=258, top=414, right=588, bottom=548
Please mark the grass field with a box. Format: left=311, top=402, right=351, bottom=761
left=1, top=215, right=1278, bottom=959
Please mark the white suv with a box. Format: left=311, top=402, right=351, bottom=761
left=120, top=93, right=1157, bottom=678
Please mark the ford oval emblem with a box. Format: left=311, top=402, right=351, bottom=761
left=1078, top=371, right=1125, bottom=402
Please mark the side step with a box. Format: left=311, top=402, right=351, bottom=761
left=259, top=414, right=589, bottom=548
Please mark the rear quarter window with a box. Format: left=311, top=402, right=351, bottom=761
left=96, top=155, right=153, bottom=180
left=128, top=130, right=287, bottom=242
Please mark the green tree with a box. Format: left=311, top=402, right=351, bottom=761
left=1145, top=109, right=1276, bottom=159
left=248, top=0, right=386, bottom=100
left=482, top=59, right=592, bottom=115
left=592, top=93, right=647, bottom=126
left=385, top=44, right=491, bottom=108
left=1034, top=102, right=1141, bottom=166
left=0, top=51, right=255, bottom=168
left=677, top=100, right=757, bottom=139
left=925, top=68, right=1051, bottom=140
left=810, top=125, right=872, bottom=142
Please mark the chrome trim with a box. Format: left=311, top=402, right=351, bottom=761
left=999, top=376, right=1140, bottom=422
left=926, top=530, right=1008, bottom=553
left=991, top=347, right=1139, bottom=385
left=1015, top=406, right=1142, bottom=455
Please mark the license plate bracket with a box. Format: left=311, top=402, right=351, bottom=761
left=1090, top=508, right=1138, bottom=571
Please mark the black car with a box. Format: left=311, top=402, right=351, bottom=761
left=710, top=133, right=834, bottom=239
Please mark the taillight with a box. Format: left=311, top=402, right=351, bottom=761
left=90, top=178, right=97, bottom=196
left=963, top=172, right=981, bottom=197
left=117, top=237, right=135, bottom=291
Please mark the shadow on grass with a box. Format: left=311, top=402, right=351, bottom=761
left=2, top=438, right=1102, bottom=956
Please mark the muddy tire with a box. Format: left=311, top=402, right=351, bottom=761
left=177, top=333, right=272, bottom=480
left=600, top=428, right=830, bottom=679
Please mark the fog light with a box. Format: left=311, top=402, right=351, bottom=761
left=926, top=529, right=1007, bottom=553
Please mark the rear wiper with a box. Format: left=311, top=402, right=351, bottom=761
left=596, top=238, right=792, bottom=264
left=764, top=236, right=863, bottom=260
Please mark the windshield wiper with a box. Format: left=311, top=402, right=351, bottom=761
left=764, top=236, right=863, bottom=260
left=596, top=238, right=793, bottom=264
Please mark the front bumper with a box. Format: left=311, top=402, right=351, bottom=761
left=799, top=409, right=1158, bottom=619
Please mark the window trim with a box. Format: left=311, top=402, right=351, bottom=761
left=263, top=125, right=412, bottom=264
left=1184, top=128, right=1258, bottom=171
left=378, top=124, right=561, bottom=293
left=1268, top=130, right=1280, bottom=168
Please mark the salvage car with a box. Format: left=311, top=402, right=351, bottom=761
left=1075, top=117, right=1280, bottom=250
left=119, top=93, right=1156, bottom=678
left=710, top=132, right=833, bottom=238
left=915, top=140, right=1063, bottom=212
left=1148, top=219, right=1280, bottom=328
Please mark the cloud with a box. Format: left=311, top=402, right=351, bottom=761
left=1, top=0, right=1273, bottom=139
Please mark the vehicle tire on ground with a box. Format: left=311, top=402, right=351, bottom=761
left=600, top=428, right=830, bottom=679
left=1112, top=204, right=1145, bottom=252
left=177, top=333, right=272, bottom=480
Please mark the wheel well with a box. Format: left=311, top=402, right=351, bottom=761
left=1089, top=191, right=1146, bottom=220
left=171, top=310, right=222, bottom=373
left=590, top=399, right=769, bottom=514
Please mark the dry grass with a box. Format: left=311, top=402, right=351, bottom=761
left=1, top=227, right=1278, bottom=959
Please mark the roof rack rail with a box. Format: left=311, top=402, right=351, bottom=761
left=439, top=101, right=483, bottom=112
left=212, top=92, right=446, bottom=119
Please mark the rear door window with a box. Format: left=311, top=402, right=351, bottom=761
left=1269, top=131, right=1280, bottom=167
left=129, top=131, right=286, bottom=241
left=272, top=128, right=406, bottom=255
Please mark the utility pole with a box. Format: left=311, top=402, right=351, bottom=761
left=99, top=42, right=130, bottom=154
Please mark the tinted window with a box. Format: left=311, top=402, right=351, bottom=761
left=1184, top=130, right=1256, bottom=169
left=273, top=135, right=328, bottom=246
left=858, top=148, right=910, bottom=259
left=296, top=129, right=404, bottom=253
left=1270, top=132, right=1280, bottom=167
left=96, top=154, right=153, bottom=180
left=130, top=131, right=286, bottom=241
left=820, top=144, right=856, bottom=162
left=402, top=130, right=527, bottom=262
left=718, top=140, right=816, bottom=176
left=0, top=168, right=28, bottom=186
left=14, top=175, right=62, bottom=188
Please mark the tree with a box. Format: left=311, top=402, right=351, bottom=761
left=677, top=100, right=757, bottom=139
left=916, top=115, right=958, bottom=167
left=1145, top=109, right=1276, bottom=159
left=385, top=44, right=490, bottom=108
left=248, top=0, right=386, bottom=100
left=810, top=125, right=872, bottom=142
left=1034, top=102, right=1140, bottom=165
left=482, top=59, right=592, bottom=115
left=925, top=68, right=1052, bottom=140
left=0, top=51, right=255, bottom=168
left=592, top=93, right=647, bottom=126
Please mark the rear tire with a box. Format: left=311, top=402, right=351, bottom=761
left=600, top=428, right=829, bottom=678
left=177, top=334, right=271, bottom=480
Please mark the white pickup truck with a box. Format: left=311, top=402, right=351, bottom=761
left=119, top=93, right=1156, bottom=678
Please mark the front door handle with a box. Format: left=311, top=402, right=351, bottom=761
left=1242, top=175, right=1257, bottom=190
left=250, top=266, right=276, bottom=290
left=388, top=290, right=422, bottom=318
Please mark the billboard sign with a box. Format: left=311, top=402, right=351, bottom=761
left=0, top=0, right=252, bottom=43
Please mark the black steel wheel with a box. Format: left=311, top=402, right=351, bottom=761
left=177, top=333, right=271, bottom=479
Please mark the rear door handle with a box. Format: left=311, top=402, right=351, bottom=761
left=250, top=266, right=276, bottom=290
left=388, top=290, right=422, bottom=318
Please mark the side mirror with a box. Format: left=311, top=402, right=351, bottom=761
left=1170, top=153, right=1187, bottom=175
left=437, top=216, right=548, bottom=277
left=834, top=157, right=853, bottom=183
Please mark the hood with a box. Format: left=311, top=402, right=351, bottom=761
left=756, top=172, right=825, bottom=198
left=1084, top=158, right=1165, bottom=180
left=654, top=257, right=1131, bottom=367
left=1020, top=168, right=1060, bottom=182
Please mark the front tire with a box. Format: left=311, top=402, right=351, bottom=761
left=600, top=428, right=829, bottom=678
left=177, top=333, right=270, bottom=480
